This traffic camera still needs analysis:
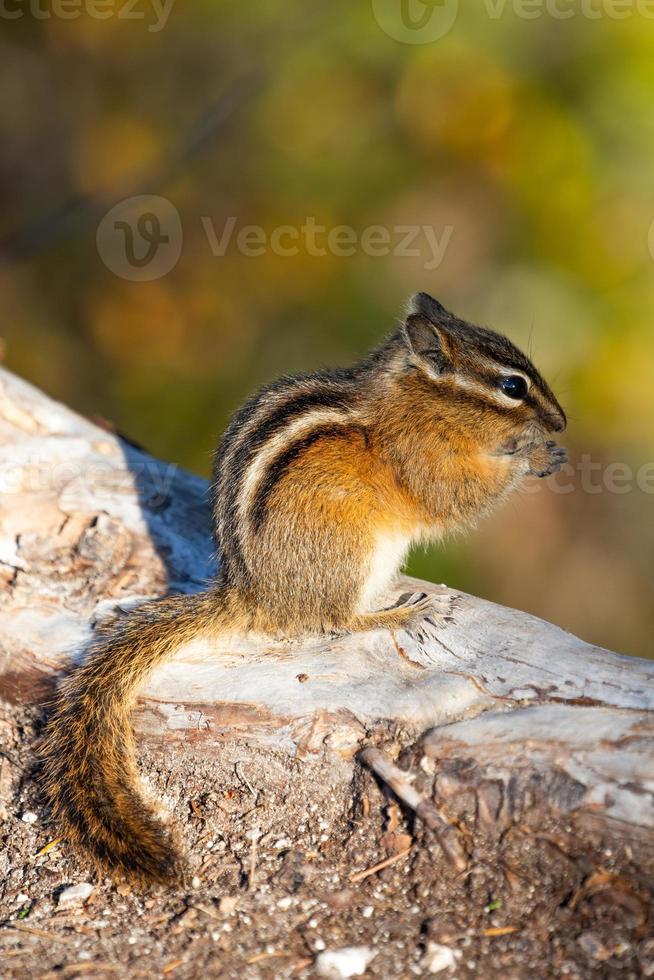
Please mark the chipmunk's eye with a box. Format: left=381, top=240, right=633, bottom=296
left=499, top=375, right=528, bottom=400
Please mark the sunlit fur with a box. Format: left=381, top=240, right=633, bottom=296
left=41, top=293, right=566, bottom=885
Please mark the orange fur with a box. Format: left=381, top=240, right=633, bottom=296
left=40, top=293, right=566, bottom=886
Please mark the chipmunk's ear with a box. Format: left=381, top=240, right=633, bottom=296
left=409, top=292, right=456, bottom=326
left=403, top=312, right=454, bottom=374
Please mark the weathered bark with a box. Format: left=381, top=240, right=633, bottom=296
left=1, top=365, right=653, bottom=859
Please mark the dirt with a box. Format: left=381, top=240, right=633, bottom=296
left=1, top=704, right=652, bottom=980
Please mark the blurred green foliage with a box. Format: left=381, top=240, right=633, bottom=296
left=1, top=2, right=653, bottom=657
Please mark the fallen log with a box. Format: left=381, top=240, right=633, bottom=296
left=0, top=364, right=653, bottom=867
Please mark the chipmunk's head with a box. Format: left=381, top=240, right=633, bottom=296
left=401, top=292, right=566, bottom=437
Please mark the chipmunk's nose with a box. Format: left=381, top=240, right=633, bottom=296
left=549, top=411, right=567, bottom=433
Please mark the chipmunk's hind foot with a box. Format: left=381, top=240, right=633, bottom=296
left=395, top=590, right=458, bottom=633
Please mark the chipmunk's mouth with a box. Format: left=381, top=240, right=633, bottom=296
left=497, top=421, right=555, bottom=457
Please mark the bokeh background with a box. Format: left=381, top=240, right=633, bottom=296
left=1, top=2, right=653, bottom=658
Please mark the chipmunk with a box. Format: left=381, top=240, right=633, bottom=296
left=41, top=293, right=566, bottom=886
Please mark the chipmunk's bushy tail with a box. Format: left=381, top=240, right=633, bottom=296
left=41, top=587, right=241, bottom=885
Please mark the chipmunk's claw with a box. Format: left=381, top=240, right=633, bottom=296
left=417, top=592, right=457, bottom=631
left=530, top=440, right=568, bottom=478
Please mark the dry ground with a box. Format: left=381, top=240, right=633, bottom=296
left=1, top=704, right=652, bottom=979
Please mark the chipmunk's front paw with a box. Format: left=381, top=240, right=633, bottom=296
left=396, top=590, right=457, bottom=631
left=527, top=440, right=567, bottom=478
